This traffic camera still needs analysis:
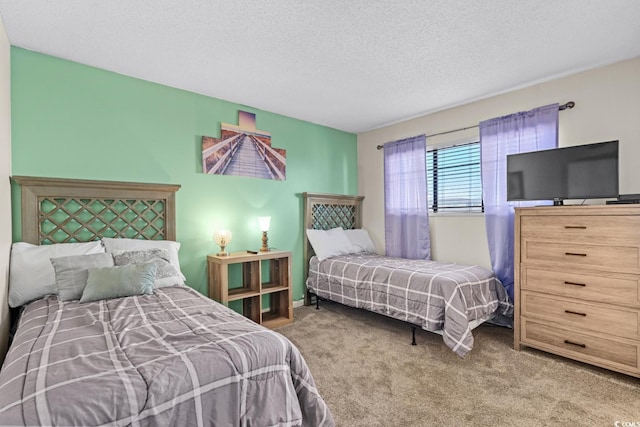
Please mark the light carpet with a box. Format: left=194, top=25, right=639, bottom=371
left=277, top=301, right=640, bottom=427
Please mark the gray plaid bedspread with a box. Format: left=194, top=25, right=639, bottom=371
left=307, top=254, right=513, bottom=357
left=0, top=285, right=333, bottom=426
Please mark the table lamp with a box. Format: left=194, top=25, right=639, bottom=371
left=258, top=216, right=271, bottom=252
left=213, top=229, right=232, bottom=256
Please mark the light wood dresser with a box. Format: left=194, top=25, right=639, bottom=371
left=514, top=204, right=640, bottom=377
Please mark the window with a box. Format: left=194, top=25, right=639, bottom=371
left=427, top=142, right=483, bottom=213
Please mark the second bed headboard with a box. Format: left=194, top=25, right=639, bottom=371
left=302, top=192, right=364, bottom=303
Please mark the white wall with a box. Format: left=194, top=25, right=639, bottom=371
left=0, top=15, right=11, bottom=364
left=358, top=57, right=640, bottom=268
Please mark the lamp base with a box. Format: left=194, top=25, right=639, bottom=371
left=260, top=231, right=269, bottom=252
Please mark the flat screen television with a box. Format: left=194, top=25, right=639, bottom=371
left=506, top=140, right=619, bottom=205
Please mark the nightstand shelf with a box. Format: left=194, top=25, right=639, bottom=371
left=227, top=289, right=261, bottom=301
left=262, top=284, right=289, bottom=294
left=207, top=250, right=293, bottom=328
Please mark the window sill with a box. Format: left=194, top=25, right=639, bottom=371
left=429, top=212, right=485, bottom=218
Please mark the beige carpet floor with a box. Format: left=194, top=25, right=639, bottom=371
left=277, top=301, right=640, bottom=427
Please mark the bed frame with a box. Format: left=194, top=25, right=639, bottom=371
left=303, top=192, right=508, bottom=352
left=6, top=176, right=181, bottom=346
left=302, top=192, right=364, bottom=306
left=302, top=192, right=422, bottom=344
left=302, top=191, right=495, bottom=348
left=12, top=176, right=180, bottom=245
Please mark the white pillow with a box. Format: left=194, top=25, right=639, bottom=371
left=344, top=229, right=377, bottom=253
left=9, top=241, right=106, bottom=307
left=101, top=238, right=186, bottom=281
left=306, top=227, right=356, bottom=261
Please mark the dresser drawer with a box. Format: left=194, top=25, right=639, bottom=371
left=520, top=215, right=640, bottom=246
left=522, top=241, right=639, bottom=272
left=521, top=291, right=640, bottom=340
left=521, top=319, right=638, bottom=369
left=521, top=267, right=640, bottom=307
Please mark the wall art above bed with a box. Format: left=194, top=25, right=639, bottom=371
left=202, top=110, right=286, bottom=180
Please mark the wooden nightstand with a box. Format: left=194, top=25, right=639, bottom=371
left=207, top=250, right=293, bottom=329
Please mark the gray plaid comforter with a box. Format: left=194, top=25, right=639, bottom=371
left=307, top=254, right=513, bottom=357
left=0, top=285, right=333, bottom=426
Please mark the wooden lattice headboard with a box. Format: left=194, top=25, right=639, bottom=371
left=302, top=192, right=364, bottom=304
left=12, top=176, right=181, bottom=245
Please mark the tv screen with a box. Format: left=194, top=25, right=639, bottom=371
left=506, top=140, right=619, bottom=204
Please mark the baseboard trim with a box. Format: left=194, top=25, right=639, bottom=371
left=260, top=299, right=305, bottom=313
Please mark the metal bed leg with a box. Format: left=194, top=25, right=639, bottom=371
left=307, top=290, right=321, bottom=310
left=411, top=327, right=417, bottom=346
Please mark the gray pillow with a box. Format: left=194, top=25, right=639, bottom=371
left=112, top=249, right=184, bottom=288
left=51, top=253, right=115, bottom=301
left=80, top=262, right=157, bottom=303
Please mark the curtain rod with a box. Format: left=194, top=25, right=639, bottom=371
left=376, top=101, right=575, bottom=150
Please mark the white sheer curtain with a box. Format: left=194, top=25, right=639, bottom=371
left=480, top=104, right=559, bottom=301
left=383, top=135, right=430, bottom=259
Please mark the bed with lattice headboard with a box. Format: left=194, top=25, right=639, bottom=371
left=0, top=177, right=333, bottom=426
left=302, top=192, right=513, bottom=357
left=7, top=175, right=181, bottom=350
left=302, top=192, right=364, bottom=304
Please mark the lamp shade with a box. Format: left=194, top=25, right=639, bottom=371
left=258, top=216, right=271, bottom=232
left=213, top=230, right=232, bottom=246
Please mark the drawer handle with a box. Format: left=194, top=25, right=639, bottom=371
left=564, top=339, right=586, bottom=348
left=565, top=252, right=587, bottom=257
left=565, top=310, right=587, bottom=317
left=564, top=225, right=587, bottom=229
left=564, top=281, right=586, bottom=287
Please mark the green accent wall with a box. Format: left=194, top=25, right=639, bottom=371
left=10, top=47, right=357, bottom=300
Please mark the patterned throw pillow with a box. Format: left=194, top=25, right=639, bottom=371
left=101, top=238, right=185, bottom=280
left=112, top=249, right=184, bottom=288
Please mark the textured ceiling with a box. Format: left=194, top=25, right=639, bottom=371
left=1, top=1, right=639, bottom=133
